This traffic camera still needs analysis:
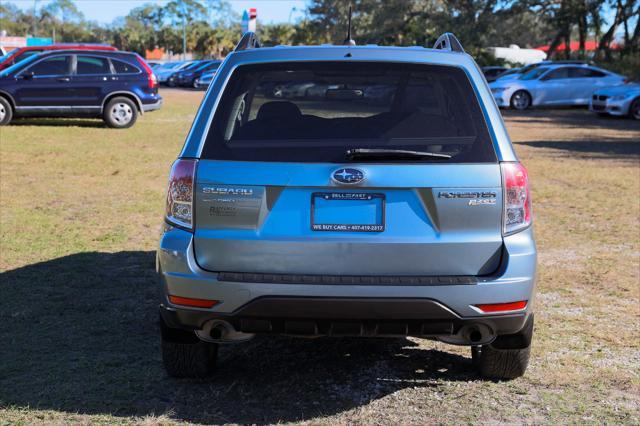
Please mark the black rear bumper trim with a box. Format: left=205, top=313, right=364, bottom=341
left=160, top=296, right=529, bottom=338
left=217, top=272, right=477, bottom=286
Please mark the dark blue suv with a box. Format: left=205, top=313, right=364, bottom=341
left=0, top=50, right=162, bottom=128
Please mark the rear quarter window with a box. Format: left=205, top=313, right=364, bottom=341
left=201, top=62, right=496, bottom=163
left=112, top=59, right=141, bottom=74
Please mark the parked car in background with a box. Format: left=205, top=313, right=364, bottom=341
left=166, top=60, right=204, bottom=87
left=158, top=32, right=537, bottom=381
left=494, top=67, right=521, bottom=80
left=0, top=49, right=162, bottom=128
left=156, top=61, right=194, bottom=85
left=590, top=83, right=640, bottom=120
left=194, top=69, right=217, bottom=89
left=482, top=66, right=508, bottom=82
left=0, top=44, right=117, bottom=71
left=495, top=60, right=592, bottom=82
left=490, top=64, right=625, bottom=110
left=175, top=60, right=222, bottom=88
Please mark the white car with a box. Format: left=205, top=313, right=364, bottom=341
left=590, top=83, right=640, bottom=120
left=490, top=64, right=626, bottom=110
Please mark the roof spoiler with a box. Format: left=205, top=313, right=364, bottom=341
left=235, top=32, right=261, bottom=52
left=433, top=33, right=465, bottom=53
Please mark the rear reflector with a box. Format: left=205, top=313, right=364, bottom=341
left=474, top=300, right=527, bottom=313
left=169, top=295, right=218, bottom=309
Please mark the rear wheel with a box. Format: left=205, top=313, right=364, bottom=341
left=510, top=90, right=531, bottom=110
left=473, top=315, right=533, bottom=380
left=103, top=97, right=138, bottom=129
left=0, top=96, right=13, bottom=126
left=161, top=319, right=218, bottom=378
left=630, top=98, right=640, bottom=120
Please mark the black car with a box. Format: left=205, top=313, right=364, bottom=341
left=175, top=60, right=222, bottom=88
left=0, top=49, right=162, bottom=128
left=166, top=61, right=203, bottom=87
left=482, top=66, right=508, bottom=82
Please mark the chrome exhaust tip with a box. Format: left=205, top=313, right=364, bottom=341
left=195, top=320, right=254, bottom=343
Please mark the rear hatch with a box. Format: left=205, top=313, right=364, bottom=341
left=193, top=61, right=503, bottom=276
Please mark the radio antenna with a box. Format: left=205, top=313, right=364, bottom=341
left=343, top=5, right=356, bottom=46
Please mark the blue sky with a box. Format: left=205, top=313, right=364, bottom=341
left=10, top=0, right=309, bottom=25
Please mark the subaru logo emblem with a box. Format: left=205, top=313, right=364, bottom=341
left=332, top=168, right=364, bottom=185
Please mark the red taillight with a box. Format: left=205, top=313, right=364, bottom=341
left=135, top=55, right=157, bottom=89
left=169, top=295, right=218, bottom=308
left=165, top=159, right=196, bottom=230
left=474, top=300, right=528, bottom=313
left=501, top=162, right=532, bottom=235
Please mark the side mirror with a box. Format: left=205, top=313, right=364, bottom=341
left=19, top=71, right=34, bottom=80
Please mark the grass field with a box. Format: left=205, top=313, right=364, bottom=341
left=1, top=89, right=639, bottom=425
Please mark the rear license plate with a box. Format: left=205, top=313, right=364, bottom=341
left=311, top=192, right=385, bottom=232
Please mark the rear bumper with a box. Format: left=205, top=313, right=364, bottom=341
left=160, top=296, right=528, bottom=339
left=142, top=98, right=163, bottom=113
left=157, top=225, right=536, bottom=338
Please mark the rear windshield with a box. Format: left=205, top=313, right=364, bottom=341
left=202, top=62, right=496, bottom=163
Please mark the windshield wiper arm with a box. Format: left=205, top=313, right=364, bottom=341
left=345, top=148, right=452, bottom=161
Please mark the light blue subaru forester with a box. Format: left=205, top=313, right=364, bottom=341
left=157, top=32, right=536, bottom=380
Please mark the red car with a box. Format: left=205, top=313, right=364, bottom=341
left=0, top=44, right=117, bottom=70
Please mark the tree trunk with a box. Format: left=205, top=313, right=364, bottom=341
left=578, top=10, right=587, bottom=58
left=597, top=0, right=624, bottom=60
left=564, top=22, right=572, bottom=59
left=547, top=29, right=565, bottom=58
left=630, top=9, right=640, bottom=51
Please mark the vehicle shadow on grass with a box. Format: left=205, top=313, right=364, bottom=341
left=0, top=251, right=477, bottom=424
left=11, top=118, right=107, bottom=128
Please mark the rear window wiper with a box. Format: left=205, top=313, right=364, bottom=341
left=345, top=148, right=452, bottom=161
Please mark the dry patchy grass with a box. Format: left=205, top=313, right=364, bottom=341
left=1, top=91, right=639, bottom=424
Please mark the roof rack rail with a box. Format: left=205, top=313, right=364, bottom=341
left=433, top=33, right=465, bottom=53
left=235, top=32, right=261, bottom=52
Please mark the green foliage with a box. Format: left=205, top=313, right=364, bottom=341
left=599, top=54, right=640, bottom=81
left=0, top=0, right=637, bottom=63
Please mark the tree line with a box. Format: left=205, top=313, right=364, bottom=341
left=1, top=0, right=638, bottom=71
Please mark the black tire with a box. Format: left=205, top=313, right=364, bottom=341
left=161, top=319, right=218, bottom=378
left=510, top=90, right=532, bottom=110
left=474, top=315, right=534, bottom=380
left=103, top=96, right=138, bottom=129
left=630, top=98, right=640, bottom=120
left=475, top=344, right=531, bottom=380
left=0, top=96, right=13, bottom=126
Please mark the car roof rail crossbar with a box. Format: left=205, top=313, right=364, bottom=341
left=235, top=32, right=261, bottom=51
left=433, top=33, right=465, bottom=53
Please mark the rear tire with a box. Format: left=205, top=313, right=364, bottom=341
left=103, top=97, right=138, bottom=129
left=0, top=96, right=13, bottom=126
left=630, top=98, right=640, bottom=120
left=510, top=90, right=531, bottom=110
left=473, top=314, right=533, bottom=380
left=475, top=344, right=531, bottom=380
left=161, top=319, right=218, bottom=378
